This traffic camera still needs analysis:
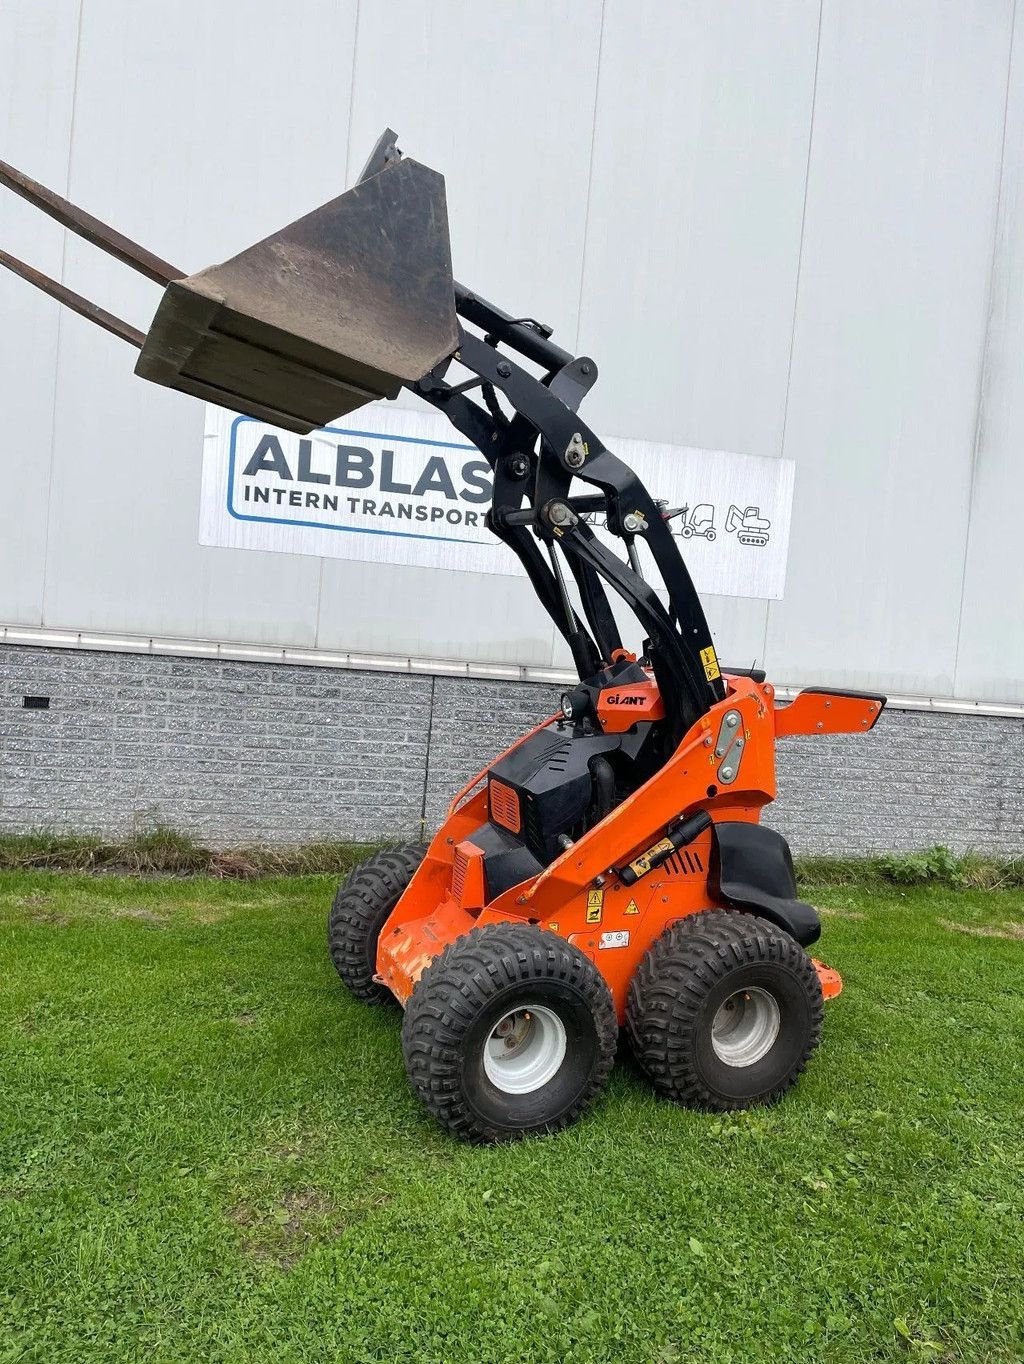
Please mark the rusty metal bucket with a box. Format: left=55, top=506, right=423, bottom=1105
left=1, top=133, right=459, bottom=433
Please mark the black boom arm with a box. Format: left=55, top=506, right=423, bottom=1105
left=414, top=312, right=726, bottom=740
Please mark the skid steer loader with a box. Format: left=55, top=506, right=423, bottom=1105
left=1, top=131, right=884, bottom=1143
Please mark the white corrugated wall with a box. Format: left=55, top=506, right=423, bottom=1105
left=1, top=0, right=1022, bottom=704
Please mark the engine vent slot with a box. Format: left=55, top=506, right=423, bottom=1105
left=522, top=800, right=545, bottom=860
left=545, top=742, right=571, bottom=773
left=488, top=778, right=521, bottom=834
left=451, top=848, right=468, bottom=902
left=664, top=849, right=704, bottom=877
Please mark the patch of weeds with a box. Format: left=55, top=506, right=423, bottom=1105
left=892, top=1314, right=952, bottom=1356
left=797, top=845, right=1024, bottom=892
left=876, top=846, right=964, bottom=885
left=3, top=828, right=1020, bottom=895
left=228, top=1188, right=350, bottom=1269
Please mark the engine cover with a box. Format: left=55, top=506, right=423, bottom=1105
left=487, top=722, right=657, bottom=865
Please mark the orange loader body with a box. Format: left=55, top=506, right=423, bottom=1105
left=377, top=674, right=881, bottom=1017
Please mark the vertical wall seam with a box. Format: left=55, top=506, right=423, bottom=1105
left=951, top=0, right=1017, bottom=700
left=38, top=0, right=85, bottom=629
left=778, top=0, right=825, bottom=463
left=572, top=0, right=607, bottom=355
left=315, top=0, right=361, bottom=660
left=418, top=673, right=437, bottom=838
left=312, top=556, right=327, bottom=650
left=342, top=0, right=361, bottom=187
left=762, top=0, right=824, bottom=671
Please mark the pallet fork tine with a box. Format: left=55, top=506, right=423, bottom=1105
left=0, top=248, right=145, bottom=349
left=0, top=158, right=183, bottom=284
left=0, top=157, right=178, bottom=351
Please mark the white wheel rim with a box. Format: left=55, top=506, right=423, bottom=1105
left=482, top=1004, right=567, bottom=1095
left=711, top=987, right=781, bottom=1067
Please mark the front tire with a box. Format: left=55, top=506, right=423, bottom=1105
left=328, top=845, right=425, bottom=1004
left=626, top=910, right=823, bottom=1110
left=402, top=924, right=617, bottom=1143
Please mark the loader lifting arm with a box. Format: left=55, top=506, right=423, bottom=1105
left=0, top=129, right=724, bottom=740
left=413, top=324, right=726, bottom=738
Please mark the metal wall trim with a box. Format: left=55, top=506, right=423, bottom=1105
left=3, top=622, right=1023, bottom=719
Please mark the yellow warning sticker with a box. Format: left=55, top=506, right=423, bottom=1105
left=700, top=645, right=721, bottom=681
left=585, top=889, right=604, bottom=925
left=628, top=837, right=674, bottom=878
left=548, top=921, right=559, bottom=934
left=624, top=899, right=640, bottom=916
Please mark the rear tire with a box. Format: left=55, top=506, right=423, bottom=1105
left=626, top=909, right=823, bottom=1110
left=402, top=924, right=617, bottom=1143
left=328, top=845, right=425, bottom=1004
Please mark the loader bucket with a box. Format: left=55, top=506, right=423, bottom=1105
left=135, top=156, right=459, bottom=433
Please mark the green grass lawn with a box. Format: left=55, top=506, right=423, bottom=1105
left=1, top=872, right=1022, bottom=1363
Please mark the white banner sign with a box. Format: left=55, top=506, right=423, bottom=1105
left=200, top=403, right=795, bottom=599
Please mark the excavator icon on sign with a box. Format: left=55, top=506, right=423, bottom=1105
left=725, top=504, right=771, bottom=547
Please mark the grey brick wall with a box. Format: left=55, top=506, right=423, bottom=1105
left=0, top=646, right=431, bottom=844
left=1, top=643, right=1021, bottom=855
left=769, top=710, right=1024, bottom=855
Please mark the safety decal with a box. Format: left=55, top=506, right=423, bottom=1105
left=623, top=899, right=640, bottom=916
left=700, top=645, right=721, bottom=681
left=585, top=888, right=604, bottom=925
left=599, top=930, right=629, bottom=949
left=628, top=837, right=673, bottom=879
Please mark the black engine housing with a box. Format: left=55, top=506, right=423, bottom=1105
left=485, top=720, right=661, bottom=869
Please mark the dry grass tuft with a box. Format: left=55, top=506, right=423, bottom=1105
left=0, top=829, right=389, bottom=879
left=937, top=917, right=1024, bottom=941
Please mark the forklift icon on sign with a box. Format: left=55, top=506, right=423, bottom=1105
left=680, top=503, right=716, bottom=541
left=661, top=502, right=717, bottom=541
